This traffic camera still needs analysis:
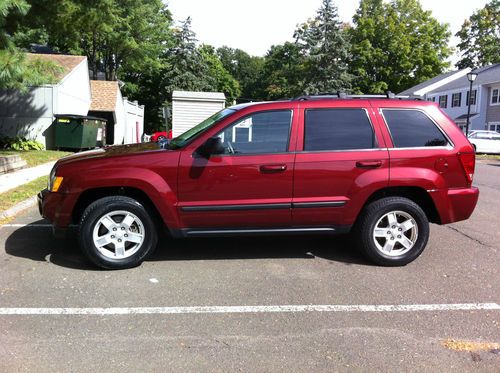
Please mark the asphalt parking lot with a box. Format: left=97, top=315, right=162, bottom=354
left=0, top=160, right=499, bottom=372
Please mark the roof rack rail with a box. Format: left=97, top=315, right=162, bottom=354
left=292, top=91, right=420, bottom=101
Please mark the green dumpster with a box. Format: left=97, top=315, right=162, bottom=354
left=54, top=115, right=107, bottom=150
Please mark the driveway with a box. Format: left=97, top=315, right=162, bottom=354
left=0, top=161, right=499, bottom=372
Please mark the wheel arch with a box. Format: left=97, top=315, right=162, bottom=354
left=361, top=186, right=441, bottom=224
left=72, top=187, right=166, bottom=230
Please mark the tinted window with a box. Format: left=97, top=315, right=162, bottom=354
left=304, top=109, right=375, bottom=151
left=216, top=110, right=292, bottom=154
left=382, top=109, right=448, bottom=148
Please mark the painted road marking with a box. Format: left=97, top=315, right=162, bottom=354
left=0, top=303, right=498, bottom=315
left=0, top=224, right=51, bottom=228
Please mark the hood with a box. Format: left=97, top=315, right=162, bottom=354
left=56, top=142, right=165, bottom=166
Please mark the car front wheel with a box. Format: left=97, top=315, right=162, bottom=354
left=78, top=196, right=158, bottom=269
left=355, top=197, right=429, bottom=266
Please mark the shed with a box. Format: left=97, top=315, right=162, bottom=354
left=172, top=91, right=226, bottom=137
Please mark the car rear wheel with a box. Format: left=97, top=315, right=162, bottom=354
left=355, top=197, right=429, bottom=266
left=78, top=196, right=158, bottom=269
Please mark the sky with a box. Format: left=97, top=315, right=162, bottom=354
left=166, top=0, right=489, bottom=66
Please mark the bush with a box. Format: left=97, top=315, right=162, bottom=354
left=0, top=136, right=45, bottom=151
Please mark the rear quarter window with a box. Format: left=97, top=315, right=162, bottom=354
left=382, top=109, right=449, bottom=148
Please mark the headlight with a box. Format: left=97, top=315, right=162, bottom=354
left=48, top=166, right=63, bottom=192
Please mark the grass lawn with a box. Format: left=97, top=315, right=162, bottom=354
left=0, top=150, right=72, bottom=168
left=476, top=154, right=500, bottom=161
left=0, top=175, right=46, bottom=212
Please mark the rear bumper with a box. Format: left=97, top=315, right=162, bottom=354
left=431, top=187, right=479, bottom=224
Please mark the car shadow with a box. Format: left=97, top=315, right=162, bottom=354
left=4, top=221, right=371, bottom=270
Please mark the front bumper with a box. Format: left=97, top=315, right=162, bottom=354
left=38, top=188, right=75, bottom=237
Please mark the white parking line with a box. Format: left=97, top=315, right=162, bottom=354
left=0, top=303, right=498, bottom=315
left=0, top=224, right=51, bottom=228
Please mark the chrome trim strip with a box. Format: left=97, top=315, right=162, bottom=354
left=181, top=203, right=291, bottom=212
left=181, top=201, right=346, bottom=212
left=292, top=201, right=346, bottom=208
left=296, top=148, right=385, bottom=154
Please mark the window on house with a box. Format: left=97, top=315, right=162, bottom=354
left=492, top=89, right=499, bottom=104
left=451, top=93, right=462, bottom=107
left=439, top=95, right=447, bottom=108
left=382, top=109, right=449, bottom=148
left=466, top=89, right=477, bottom=105
left=489, top=123, right=500, bottom=133
left=304, top=109, right=375, bottom=151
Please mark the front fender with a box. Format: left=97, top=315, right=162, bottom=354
left=63, top=167, right=180, bottom=229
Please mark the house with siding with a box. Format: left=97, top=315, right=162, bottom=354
left=0, top=54, right=90, bottom=148
left=0, top=53, right=144, bottom=148
left=88, top=80, right=144, bottom=145
left=400, top=63, right=500, bottom=133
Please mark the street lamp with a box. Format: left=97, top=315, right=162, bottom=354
left=465, top=71, right=478, bottom=137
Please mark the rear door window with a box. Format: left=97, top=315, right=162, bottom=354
left=382, top=109, right=449, bottom=148
left=304, top=109, right=375, bottom=151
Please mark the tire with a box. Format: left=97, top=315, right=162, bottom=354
left=355, top=197, right=429, bottom=266
left=78, top=196, right=158, bottom=269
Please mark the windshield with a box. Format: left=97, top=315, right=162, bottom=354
left=169, top=108, right=236, bottom=149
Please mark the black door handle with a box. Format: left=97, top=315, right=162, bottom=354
left=356, top=161, right=382, bottom=169
left=260, top=164, right=287, bottom=173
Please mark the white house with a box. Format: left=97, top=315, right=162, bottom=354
left=400, top=63, right=500, bottom=133
left=0, top=54, right=91, bottom=148
left=172, top=91, right=226, bottom=137
left=88, top=80, right=144, bottom=145
left=0, top=53, right=145, bottom=148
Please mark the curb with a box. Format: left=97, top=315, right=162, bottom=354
left=0, top=195, right=37, bottom=220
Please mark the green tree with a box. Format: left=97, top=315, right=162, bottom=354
left=261, top=42, right=306, bottom=99
left=456, top=0, right=500, bottom=68
left=0, top=0, right=62, bottom=90
left=1, top=0, right=29, bottom=48
left=294, top=0, right=352, bottom=94
left=122, top=17, right=218, bottom=132
left=350, top=0, right=451, bottom=94
left=162, top=17, right=213, bottom=93
left=217, top=46, right=265, bottom=101
left=199, top=44, right=241, bottom=104
left=9, top=0, right=172, bottom=80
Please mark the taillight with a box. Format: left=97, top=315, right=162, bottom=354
left=458, top=153, right=475, bottom=185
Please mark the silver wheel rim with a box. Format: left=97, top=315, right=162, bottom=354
left=373, top=210, right=418, bottom=257
left=92, top=210, right=145, bottom=260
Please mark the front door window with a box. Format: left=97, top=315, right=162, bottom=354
left=216, top=110, right=292, bottom=155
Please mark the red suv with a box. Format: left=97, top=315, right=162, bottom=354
left=38, top=95, right=479, bottom=269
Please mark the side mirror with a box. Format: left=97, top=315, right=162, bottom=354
left=196, top=137, right=224, bottom=158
